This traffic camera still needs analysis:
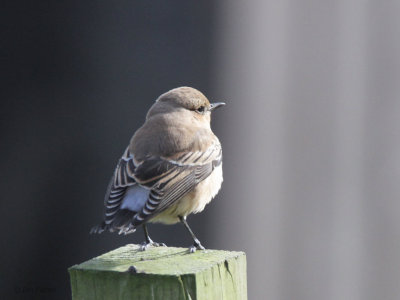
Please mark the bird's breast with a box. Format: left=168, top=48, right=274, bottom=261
left=188, top=164, right=223, bottom=214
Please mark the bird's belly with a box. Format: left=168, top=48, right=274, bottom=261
left=149, top=164, right=223, bottom=224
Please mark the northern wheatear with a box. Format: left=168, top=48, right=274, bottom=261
left=91, top=87, right=225, bottom=252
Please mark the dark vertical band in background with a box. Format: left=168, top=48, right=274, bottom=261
left=1, top=1, right=217, bottom=298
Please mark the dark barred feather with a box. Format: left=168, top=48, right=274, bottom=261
left=91, top=140, right=222, bottom=233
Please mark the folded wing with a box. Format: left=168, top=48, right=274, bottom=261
left=132, top=141, right=222, bottom=225
left=91, top=141, right=222, bottom=234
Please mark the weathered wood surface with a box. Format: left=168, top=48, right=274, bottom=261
left=69, top=244, right=247, bottom=300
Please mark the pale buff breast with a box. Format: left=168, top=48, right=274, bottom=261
left=149, top=164, right=223, bottom=224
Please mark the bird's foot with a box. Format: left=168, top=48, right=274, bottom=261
left=189, top=239, right=205, bottom=253
left=140, top=240, right=166, bottom=251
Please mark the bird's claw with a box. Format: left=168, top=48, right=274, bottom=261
left=189, top=240, right=205, bottom=253
left=140, top=241, right=167, bottom=251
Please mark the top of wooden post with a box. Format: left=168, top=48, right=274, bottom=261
left=70, top=244, right=244, bottom=275
left=69, top=244, right=247, bottom=300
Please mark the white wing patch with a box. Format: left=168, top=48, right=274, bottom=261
left=120, top=185, right=150, bottom=212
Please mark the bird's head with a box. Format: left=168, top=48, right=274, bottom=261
left=147, top=87, right=225, bottom=122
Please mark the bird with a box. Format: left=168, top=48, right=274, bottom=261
left=90, top=87, right=225, bottom=253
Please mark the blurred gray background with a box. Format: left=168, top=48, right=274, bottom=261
left=2, top=0, right=400, bottom=299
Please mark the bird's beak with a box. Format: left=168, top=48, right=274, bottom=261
left=209, top=102, right=226, bottom=111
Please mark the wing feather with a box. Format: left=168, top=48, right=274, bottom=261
left=103, top=148, right=137, bottom=226
left=93, top=139, right=222, bottom=233
left=132, top=141, right=222, bottom=225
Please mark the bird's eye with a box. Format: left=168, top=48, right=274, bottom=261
left=195, top=106, right=206, bottom=114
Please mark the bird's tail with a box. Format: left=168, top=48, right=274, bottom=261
left=90, top=221, right=108, bottom=234
left=90, top=209, right=137, bottom=235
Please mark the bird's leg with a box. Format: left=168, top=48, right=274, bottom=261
left=140, top=224, right=166, bottom=251
left=179, top=216, right=205, bottom=253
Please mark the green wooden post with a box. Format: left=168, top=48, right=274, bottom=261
left=69, top=244, right=247, bottom=300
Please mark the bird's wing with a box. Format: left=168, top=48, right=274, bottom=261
left=132, top=141, right=222, bottom=225
left=102, top=147, right=137, bottom=226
